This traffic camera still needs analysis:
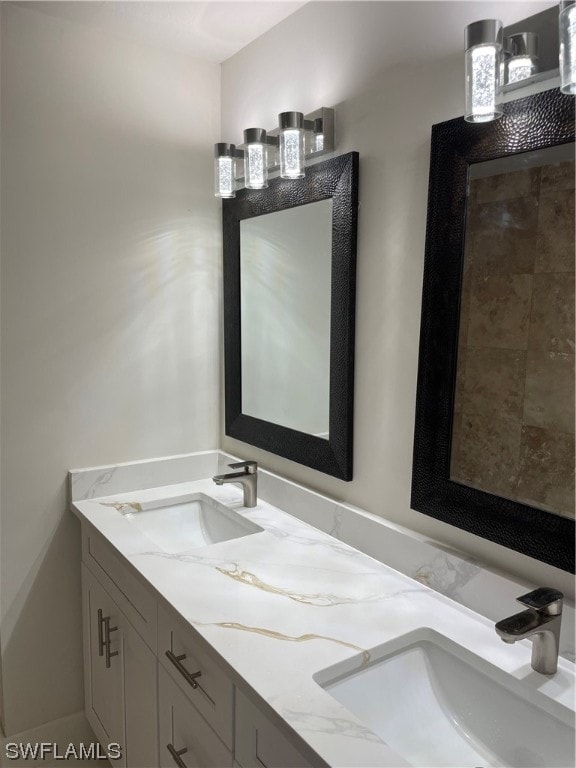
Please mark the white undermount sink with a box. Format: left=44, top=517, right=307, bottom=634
left=110, top=493, right=263, bottom=552
left=314, top=629, right=575, bottom=768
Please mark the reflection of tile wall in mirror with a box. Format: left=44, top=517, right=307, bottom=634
left=451, top=149, right=575, bottom=520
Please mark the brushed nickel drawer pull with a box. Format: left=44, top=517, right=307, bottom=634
left=165, top=650, right=202, bottom=689
left=97, top=608, right=105, bottom=657
left=166, top=744, right=188, bottom=768
left=103, top=615, right=119, bottom=668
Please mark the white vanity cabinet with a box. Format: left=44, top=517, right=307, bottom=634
left=81, top=524, right=159, bottom=767
left=81, top=565, right=158, bottom=767
left=80, top=522, right=315, bottom=768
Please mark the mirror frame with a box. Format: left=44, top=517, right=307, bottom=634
left=223, top=152, right=359, bottom=480
left=412, top=88, right=575, bottom=573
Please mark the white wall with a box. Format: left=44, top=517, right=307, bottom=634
left=221, top=1, right=574, bottom=599
left=0, top=3, right=220, bottom=734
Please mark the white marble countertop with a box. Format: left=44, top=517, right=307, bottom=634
left=71, top=479, right=576, bottom=768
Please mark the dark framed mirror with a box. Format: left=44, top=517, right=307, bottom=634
left=223, top=152, right=359, bottom=480
left=412, top=89, right=575, bottom=573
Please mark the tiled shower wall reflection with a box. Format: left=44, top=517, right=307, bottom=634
left=451, top=159, right=575, bottom=519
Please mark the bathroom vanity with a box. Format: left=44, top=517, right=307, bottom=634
left=70, top=454, right=575, bottom=768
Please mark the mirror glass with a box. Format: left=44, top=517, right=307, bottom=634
left=224, top=152, right=358, bottom=480
left=451, top=144, right=575, bottom=519
left=240, top=199, right=333, bottom=437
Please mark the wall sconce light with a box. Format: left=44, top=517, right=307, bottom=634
left=278, top=111, right=305, bottom=179
left=464, top=19, right=503, bottom=123
left=243, top=128, right=270, bottom=189
left=560, top=0, right=576, bottom=94
left=464, top=4, right=575, bottom=124
left=214, top=143, right=241, bottom=199
left=214, top=107, right=334, bottom=197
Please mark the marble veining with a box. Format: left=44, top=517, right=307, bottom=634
left=193, top=620, right=372, bottom=665
left=282, top=709, right=385, bottom=744
left=413, top=553, right=481, bottom=601
left=101, top=501, right=143, bottom=513
left=214, top=563, right=420, bottom=608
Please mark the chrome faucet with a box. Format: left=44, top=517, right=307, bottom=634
left=495, top=587, right=563, bottom=675
left=212, top=461, right=258, bottom=508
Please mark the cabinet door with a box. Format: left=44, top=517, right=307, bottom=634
left=159, top=666, right=232, bottom=768
left=82, top=564, right=158, bottom=768
left=123, top=615, right=158, bottom=768
left=82, top=565, right=124, bottom=759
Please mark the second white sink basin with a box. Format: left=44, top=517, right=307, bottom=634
left=314, top=629, right=575, bottom=768
left=113, top=493, right=263, bottom=553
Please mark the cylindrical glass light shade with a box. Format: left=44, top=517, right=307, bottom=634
left=278, top=112, right=305, bottom=179
left=464, top=20, right=503, bottom=123
left=243, top=128, right=268, bottom=189
left=214, top=143, right=237, bottom=198
left=313, top=117, right=324, bottom=152
left=507, top=55, right=535, bottom=83
left=560, top=0, right=576, bottom=95
left=505, top=32, right=538, bottom=85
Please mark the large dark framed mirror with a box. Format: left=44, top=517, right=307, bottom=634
left=412, top=89, right=574, bottom=572
left=223, top=152, right=359, bottom=480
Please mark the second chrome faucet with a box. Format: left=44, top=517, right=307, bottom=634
left=212, top=461, right=258, bottom=508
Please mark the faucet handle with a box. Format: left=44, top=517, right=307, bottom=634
left=517, top=587, right=563, bottom=616
left=228, top=460, right=257, bottom=474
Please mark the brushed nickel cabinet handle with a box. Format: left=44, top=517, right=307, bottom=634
left=97, top=609, right=105, bottom=657
left=165, top=650, right=202, bottom=689
left=166, top=744, right=188, bottom=768
left=103, top=615, right=119, bottom=668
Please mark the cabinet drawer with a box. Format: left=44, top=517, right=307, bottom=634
left=82, top=523, right=157, bottom=651
left=235, top=689, right=313, bottom=768
left=159, top=666, right=233, bottom=768
left=158, top=603, right=234, bottom=750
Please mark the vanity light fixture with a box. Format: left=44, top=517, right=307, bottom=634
left=560, top=0, right=576, bottom=94
left=464, top=4, right=576, bottom=124
left=464, top=19, right=504, bottom=123
left=278, top=111, right=305, bottom=179
left=243, top=128, right=270, bottom=189
left=213, top=107, right=334, bottom=196
left=214, top=143, right=242, bottom=199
